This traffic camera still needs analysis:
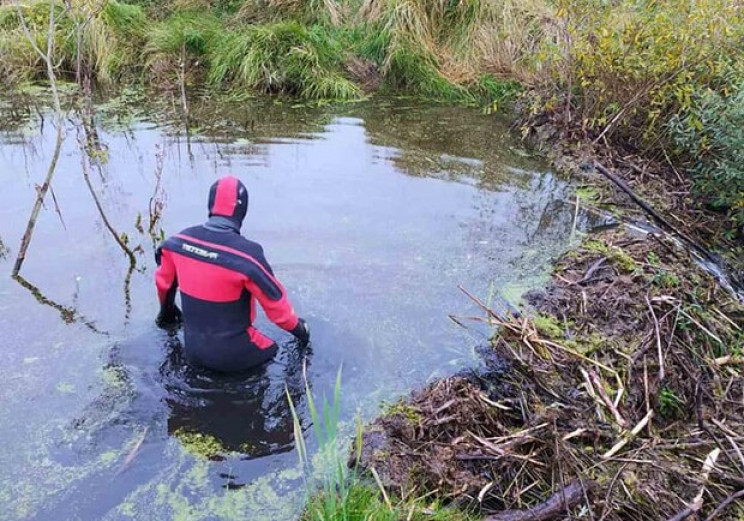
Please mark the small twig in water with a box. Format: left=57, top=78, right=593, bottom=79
left=117, top=427, right=149, bottom=475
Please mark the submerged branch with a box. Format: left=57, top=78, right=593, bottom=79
left=76, top=110, right=137, bottom=320
left=148, top=145, right=166, bottom=250
left=76, top=125, right=137, bottom=270
left=13, top=274, right=105, bottom=334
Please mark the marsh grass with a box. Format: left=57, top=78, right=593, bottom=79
left=83, top=0, right=148, bottom=82
left=359, top=0, right=557, bottom=90
left=146, top=11, right=219, bottom=59
left=286, top=366, right=353, bottom=520
left=208, top=21, right=361, bottom=99
left=1, top=0, right=552, bottom=104
left=145, top=10, right=220, bottom=86
left=235, top=0, right=344, bottom=26
left=287, top=365, right=474, bottom=521
left=0, top=1, right=73, bottom=83
left=0, top=0, right=146, bottom=84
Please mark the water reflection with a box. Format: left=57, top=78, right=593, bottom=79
left=162, top=335, right=311, bottom=465
left=13, top=274, right=105, bottom=333
left=0, top=234, right=9, bottom=259
left=0, top=95, right=590, bottom=521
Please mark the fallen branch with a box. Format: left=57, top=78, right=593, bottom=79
left=645, top=294, right=665, bottom=382
left=589, top=369, right=627, bottom=428
left=593, top=162, right=720, bottom=268
left=11, top=0, right=65, bottom=277
left=484, top=480, right=595, bottom=521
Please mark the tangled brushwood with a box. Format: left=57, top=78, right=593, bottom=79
left=356, top=228, right=744, bottom=521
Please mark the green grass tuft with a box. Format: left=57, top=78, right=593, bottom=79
left=208, top=21, right=361, bottom=100
left=86, top=0, right=149, bottom=82
left=146, top=11, right=219, bottom=59
left=382, top=37, right=468, bottom=101
left=287, top=366, right=474, bottom=521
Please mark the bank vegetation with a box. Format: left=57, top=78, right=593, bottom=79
left=2, top=0, right=743, bottom=239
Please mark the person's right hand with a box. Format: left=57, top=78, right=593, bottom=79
left=156, top=304, right=182, bottom=329
left=291, top=318, right=310, bottom=346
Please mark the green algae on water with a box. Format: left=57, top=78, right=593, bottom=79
left=173, top=429, right=234, bottom=460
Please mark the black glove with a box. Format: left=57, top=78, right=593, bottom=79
left=156, top=304, right=182, bottom=329
left=290, top=318, right=310, bottom=346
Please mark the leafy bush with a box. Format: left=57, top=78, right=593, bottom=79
left=555, top=0, right=744, bottom=146
left=669, top=85, right=744, bottom=226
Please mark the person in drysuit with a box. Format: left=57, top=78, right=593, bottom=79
left=154, top=175, right=310, bottom=372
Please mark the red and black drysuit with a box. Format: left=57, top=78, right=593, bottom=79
left=154, top=176, right=308, bottom=372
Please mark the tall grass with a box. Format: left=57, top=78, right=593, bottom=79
left=1, top=0, right=552, bottom=104
left=1, top=0, right=552, bottom=106
left=235, top=0, right=344, bottom=26
left=358, top=0, right=558, bottom=92
left=146, top=11, right=219, bottom=60
left=287, top=366, right=355, bottom=519
left=0, top=1, right=74, bottom=83
left=208, top=21, right=361, bottom=99
left=0, top=0, right=147, bottom=84
left=82, top=0, right=148, bottom=82
left=144, top=10, right=220, bottom=85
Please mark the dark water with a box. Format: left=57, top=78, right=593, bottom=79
left=0, top=94, right=593, bottom=520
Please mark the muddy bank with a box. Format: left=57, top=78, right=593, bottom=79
left=354, top=227, right=744, bottom=520
left=525, top=118, right=744, bottom=288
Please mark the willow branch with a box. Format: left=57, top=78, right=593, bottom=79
left=11, top=0, right=65, bottom=277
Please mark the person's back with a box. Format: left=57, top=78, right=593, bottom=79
left=154, top=176, right=309, bottom=372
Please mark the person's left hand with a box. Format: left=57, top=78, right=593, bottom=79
left=156, top=304, right=182, bottom=329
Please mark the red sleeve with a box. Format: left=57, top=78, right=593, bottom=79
left=155, top=248, right=178, bottom=305
left=244, top=269, right=299, bottom=331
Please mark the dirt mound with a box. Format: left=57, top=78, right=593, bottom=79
left=356, top=228, right=744, bottom=520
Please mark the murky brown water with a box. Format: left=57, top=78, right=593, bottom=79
left=0, top=93, right=594, bottom=520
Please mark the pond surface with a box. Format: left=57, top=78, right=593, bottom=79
left=0, top=94, right=591, bottom=521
